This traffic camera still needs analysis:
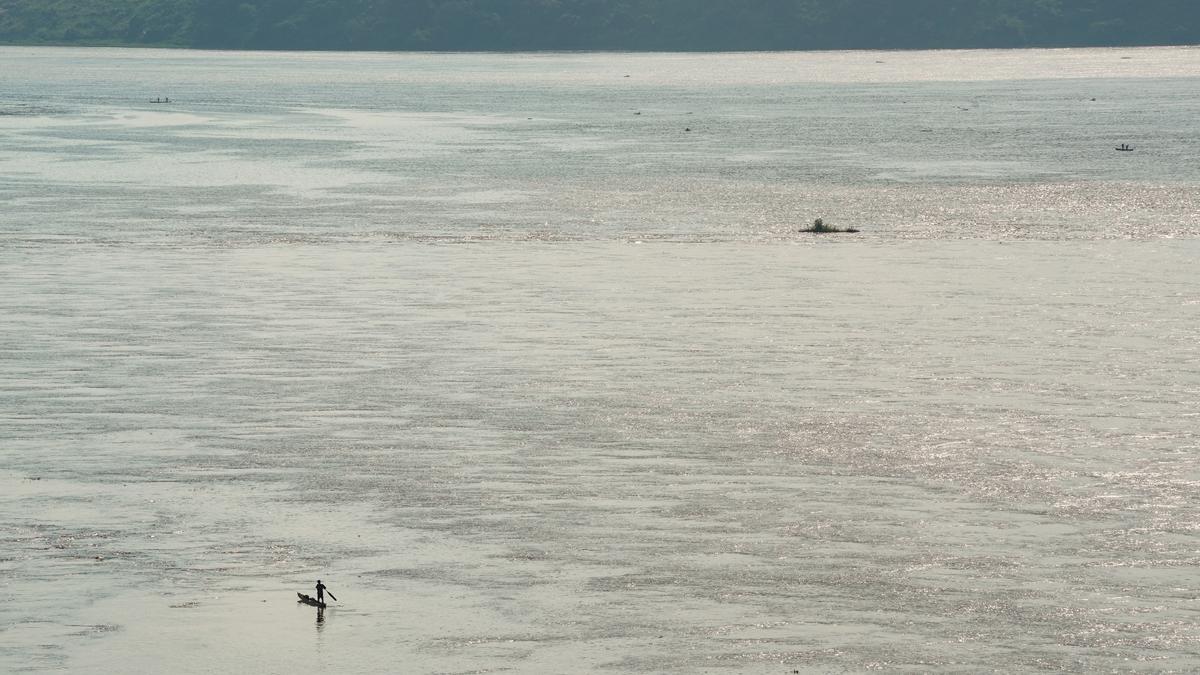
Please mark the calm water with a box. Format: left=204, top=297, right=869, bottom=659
left=2, top=46, right=1199, bottom=673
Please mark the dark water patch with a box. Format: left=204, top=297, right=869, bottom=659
left=0, top=104, right=67, bottom=116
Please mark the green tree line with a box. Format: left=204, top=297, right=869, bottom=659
left=1, top=0, right=1197, bottom=50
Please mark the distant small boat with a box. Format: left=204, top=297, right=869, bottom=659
left=297, top=593, right=326, bottom=608
left=1115, top=144, right=1134, bottom=152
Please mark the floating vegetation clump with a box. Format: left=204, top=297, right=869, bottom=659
left=800, top=218, right=858, bottom=234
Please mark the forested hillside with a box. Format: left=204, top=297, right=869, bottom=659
left=1, top=0, right=1197, bottom=51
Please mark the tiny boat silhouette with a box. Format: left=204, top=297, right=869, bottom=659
left=297, top=593, right=326, bottom=608
left=1115, top=144, right=1134, bottom=152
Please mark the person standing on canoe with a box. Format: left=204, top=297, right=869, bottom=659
left=316, top=579, right=336, bottom=603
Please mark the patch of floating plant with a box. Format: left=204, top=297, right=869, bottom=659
left=799, top=218, right=859, bottom=234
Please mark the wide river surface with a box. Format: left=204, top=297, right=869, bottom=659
left=2, top=46, right=1199, bottom=673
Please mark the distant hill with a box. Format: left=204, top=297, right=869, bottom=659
left=1, top=0, right=1197, bottom=51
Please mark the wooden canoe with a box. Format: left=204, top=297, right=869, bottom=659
left=297, top=593, right=326, bottom=608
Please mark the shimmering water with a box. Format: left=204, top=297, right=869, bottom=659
left=2, top=46, right=1199, bottom=673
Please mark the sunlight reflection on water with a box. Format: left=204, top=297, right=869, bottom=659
left=2, top=46, right=1200, bottom=673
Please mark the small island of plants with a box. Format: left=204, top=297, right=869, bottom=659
left=800, top=218, right=859, bottom=234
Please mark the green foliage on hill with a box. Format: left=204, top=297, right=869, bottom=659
left=1, top=0, right=1197, bottom=50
